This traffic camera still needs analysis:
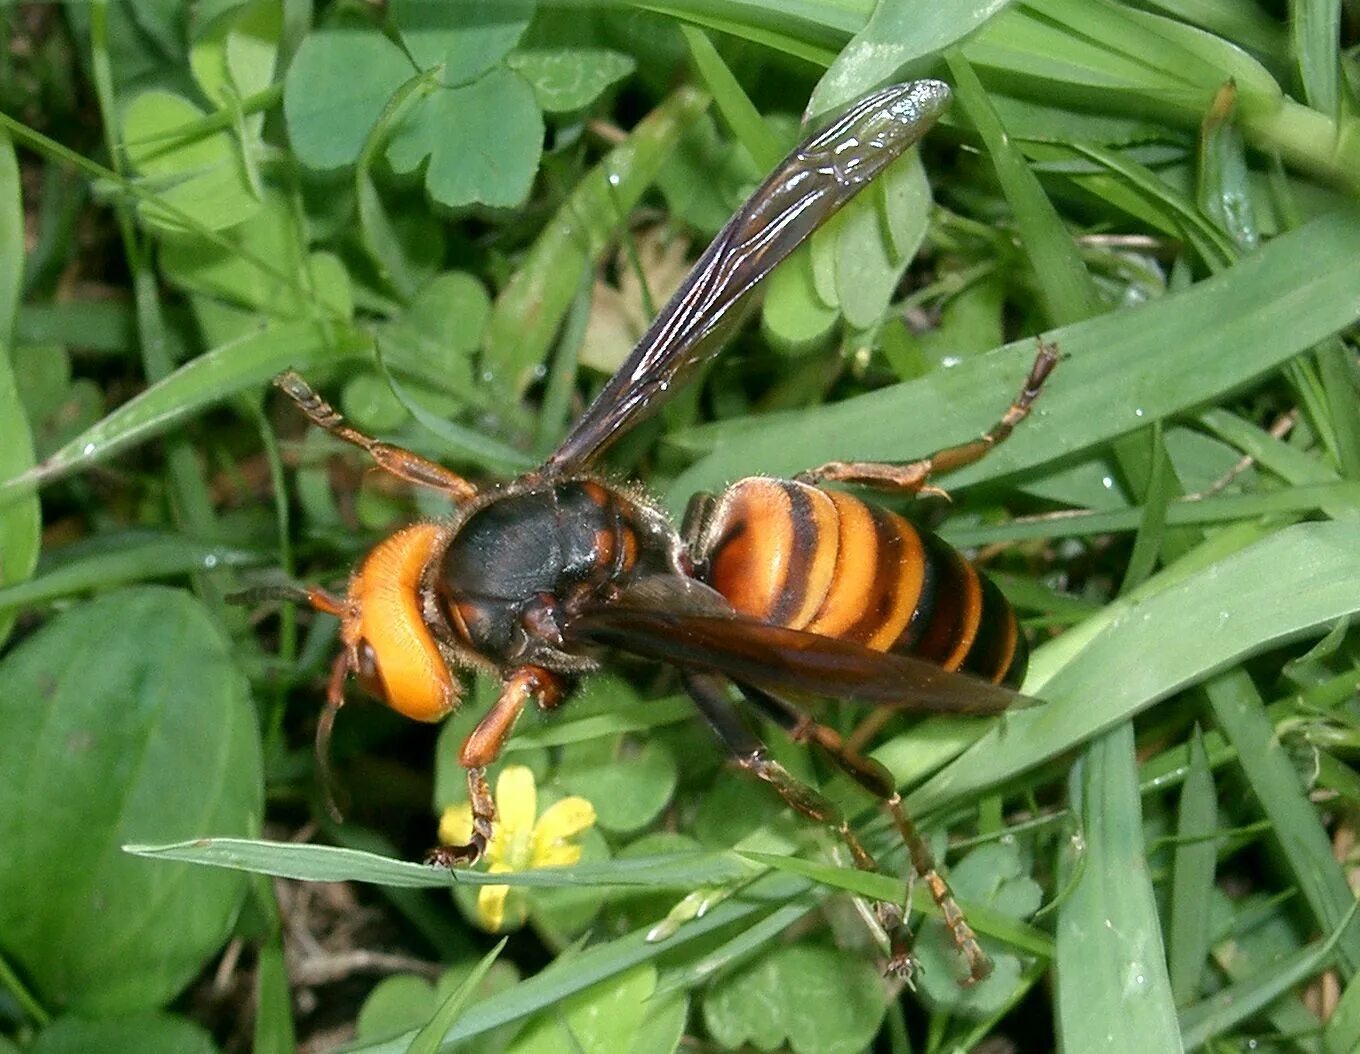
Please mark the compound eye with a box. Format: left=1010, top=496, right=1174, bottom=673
left=355, top=640, right=387, bottom=703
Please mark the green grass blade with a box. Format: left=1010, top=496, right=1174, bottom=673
left=740, top=849, right=1054, bottom=959
left=407, top=938, right=507, bottom=1054
left=680, top=24, right=782, bottom=169
left=1291, top=0, right=1341, bottom=116
left=0, top=127, right=40, bottom=646
left=125, top=838, right=755, bottom=889
left=345, top=868, right=815, bottom=1054
left=0, top=533, right=268, bottom=614
left=1179, top=899, right=1359, bottom=1049
left=626, top=0, right=857, bottom=67
left=1206, top=667, right=1360, bottom=977
left=1120, top=422, right=1174, bottom=593
left=1316, top=337, right=1360, bottom=481
left=482, top=87, right=709, bottom=396
left=1167, top=727, right=1217, bottom=1005
left=1056, top=723, right=1182, bottom=1053
left=945, top=48, right=1103, bottom=325
left=671, top=209, right=1360, bottom=504
left=908, top=520, right=1360, bottom=814
left=1, top=320, right=370, bottom=494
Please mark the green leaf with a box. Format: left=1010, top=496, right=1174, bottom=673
left=387, top=68, right=544, bottom=209
left=508, top=48, right=636, bottom=113
left=380, top=270, right=491, bottom=386
left=947, top=47, right=1102, bottom=326
left=833, top=148, right=930, bottom=329
left=27, top=1014, right=220, bottom=1054
left=741, top=849, right=1053, bottom=959
left=670, top=209, right=1360, bottom=503
left=679, top=24, right=782, bottom=169
left=1056, top=724, right=1182, bottom=1053
left=810, top=0, right=1012, bottom=114
left=356, top=960, right=521, bottom=1049
left=358, top=975, right=441, bottom=1042
left=159, top=192, right=353, bottom=320
left=702, top=943, right=887, bottom=1054
left=1292, top=0, right=1341, bottom=116
left=344, top=868, right=813, bottom=1053
left=916, top=842, right=1043, bottom=1017
left=0, top=588, right=262, bottom=1013
left=559, top=734, right=678, bottom=834
left=284, top=28, right=414, bottom=170
left=0, top=531, right=267, bottom=614
left=909, top=520, right=1360, bottom=813
left=483, top=86, right=710, bottom=394
left=190, top=0, right=282, bottom=111
left=506, top=964, right=665, bottom=1054
left=408, top=939, right=509, bottom=1054
left=126, top=837, right=756, bottom=889
left=3, top=318, right=369, bottom=492
left=761, top=242, right=839, bottom=351
left=392, top=0, right=534, bottom=87
left=1167, top=727, right=1217, bottom=1005
left=121, top=89, right=261, bottom=233
left=0, top=128, right=39, bottom=647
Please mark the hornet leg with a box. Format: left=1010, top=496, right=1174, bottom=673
left=682, top=672, right=912, bottom=969
left=797, top=341, right=1059, bottom=498
left=426, top=667, right=563, bottom=868
left=275, top=371, right=479, bottom=501
left=740, top=682, right=992, bottom=984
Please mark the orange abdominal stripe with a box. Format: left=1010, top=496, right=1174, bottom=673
left=347, top=523, right=459, bottom=722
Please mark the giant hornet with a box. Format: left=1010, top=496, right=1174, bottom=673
left=259, top=80, right=1057, bottom=983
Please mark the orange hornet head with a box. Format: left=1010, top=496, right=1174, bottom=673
left=336, top=523, right=461, bottom=723
left=292, top=523, right=461, bottom=818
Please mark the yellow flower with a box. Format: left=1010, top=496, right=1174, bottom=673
left=438, top=765, right=596, bottom=931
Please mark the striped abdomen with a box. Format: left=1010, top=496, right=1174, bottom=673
left=695, top=478, right=1026, bottom=687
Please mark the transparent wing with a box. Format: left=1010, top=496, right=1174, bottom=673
left=565, top=575, right=1024, bottom=716
left=544, top=80, right=952, bottom=475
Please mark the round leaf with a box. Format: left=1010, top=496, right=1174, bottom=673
left=122, top=90, right=260, bottom=233
left=558, top=733, right=678, bottom=835
left=0, top=587, right=263, bottom=1013
left=387, top=68, right=544, bottom=209
left=392, top=0, right=534, bottom=86
left=761, top=243, right=838, bottom=352
left=284, top=28, right=414, bottom=171
left=702, top=943, right=886, bottom=1054
left=834, top=150, right=930, bottom=329
left=505, top=964, right=661, bottom=1054
left=190, top=0, right=281, bottom=110
left=28, top=1014, right=219, bottom=1054
left=508, top=48, right=635, bottom=113
left=915, top=841, right=1042, bottom=1016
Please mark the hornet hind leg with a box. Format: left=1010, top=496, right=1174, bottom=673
left=797, top=341, right=1059, bottom=498
left=681, top=671, right=918, bottom=979
left=739, top=681, right=992, bottom=985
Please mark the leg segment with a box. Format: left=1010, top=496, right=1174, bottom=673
left=797, top=341, right=1060, bottom=497
left=275, top=371, right=478, bottom=501
left=740, top=682, right=992, bottom=984
left=682, top=672, right=910, bottom=962
left=682, top=672, right=878, bottom=872
left=426, top=666, right=561, bottom=868
left=314, top=650, right=352, bottom=822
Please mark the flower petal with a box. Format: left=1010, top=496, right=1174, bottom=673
left=531, top=796, right=596, bottom=864
left=438, top=804, right=473, bottom=847
left=495, top=765, right=538, bottom=838
left=477, top=883, right=510, bottom=932
left=535, top=843, right=583, bottom=869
